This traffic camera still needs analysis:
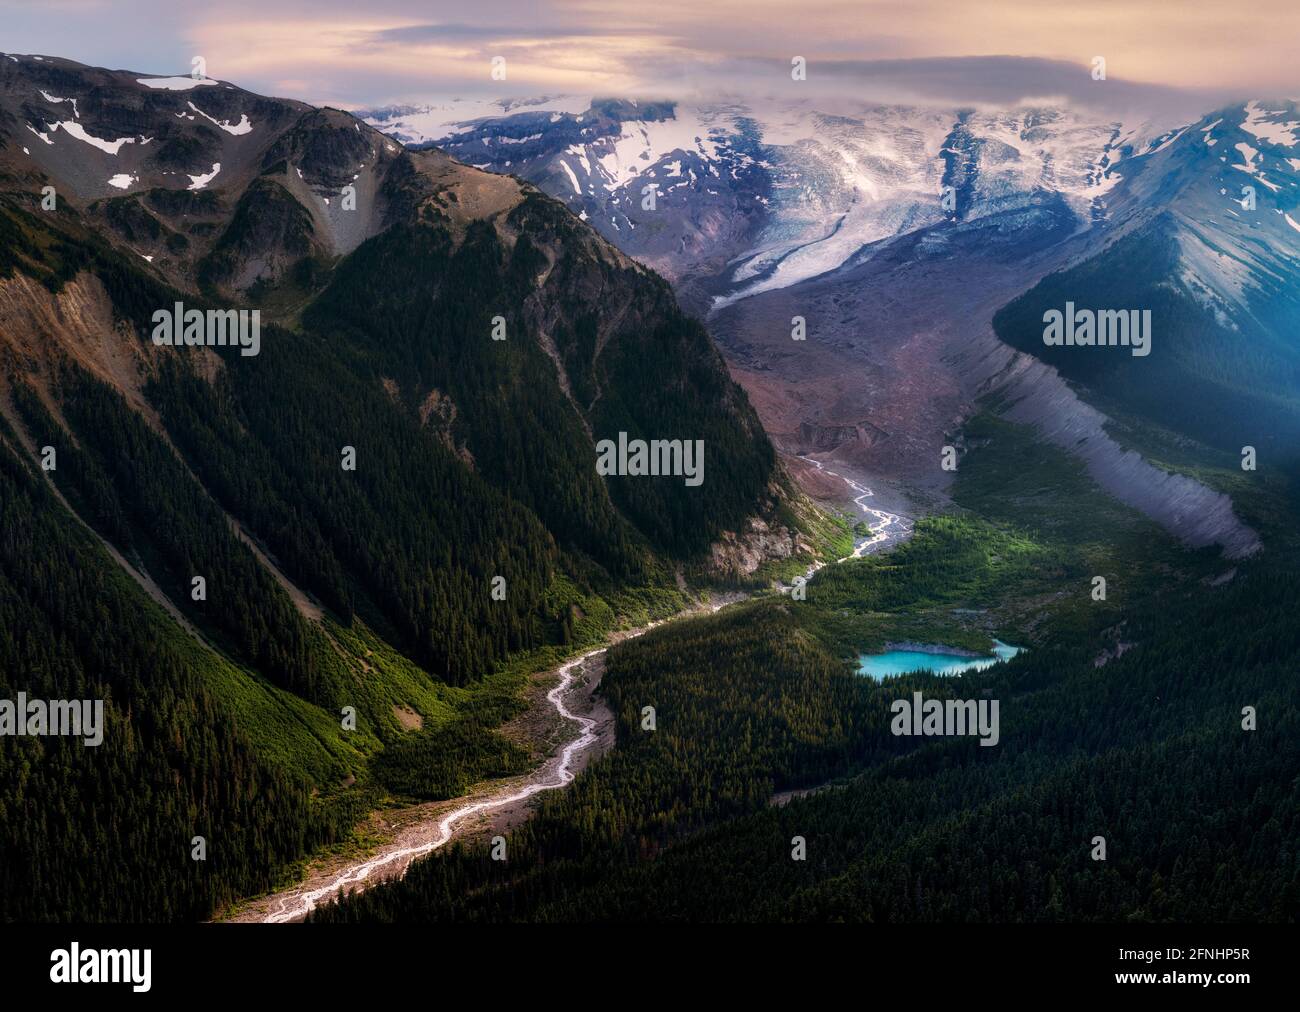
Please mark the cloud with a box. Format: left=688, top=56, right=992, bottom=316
left=710, top=56, right=1221, bottom=120
left=0, top=0, right=1295, bottom=110
left=364, top=23, right=610, bottom=44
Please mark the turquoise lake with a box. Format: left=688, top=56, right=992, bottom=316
left=857, top=640, right=1023, bottom=680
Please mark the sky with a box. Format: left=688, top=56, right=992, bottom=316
left=3, top=0, right=1297, bottom=112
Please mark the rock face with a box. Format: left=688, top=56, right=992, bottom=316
left=994, top=351, right=1261, bottom=558
left=709, top=516, right=801, bottom=577
left=0, top=54, right=404, bottom=295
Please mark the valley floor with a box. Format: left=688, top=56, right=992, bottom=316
left=225, top=464, right=907, bottom=922
left=223, top=644, right=617, bottom=922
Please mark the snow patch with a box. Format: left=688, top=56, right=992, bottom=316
left=592, top=111, right=727, bottom=191
left=40, top=91, right=79, bottom=118
left=361, top=95, right=591, bottom=145
left=1143, top=128, right=1186, bottom=156
left=1232, top=141, right=1282, bottom=190
left=187, top=162, right=221, bottom=190
left=137, top=76, right=219, bottom=91
left=564, top=144, right=591, bottom=175
left=186, top=101, right=252, bottom=136
left=1241, top=100, right=1300, bottom=148
left=52, top=120, right=137, bottom=154
left=559, top=159, right=581, bottom=194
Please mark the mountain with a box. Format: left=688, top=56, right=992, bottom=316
left=309, top=92, right=1300, bottom=921
left=361, top=97, right=1140, bottom=302
left=364, top=94, right=1300, bottom=558
left=0, top=54, right=817, bottom=920
left=994, top=101, right=1300, bottom=457
left=5, top=51, right=1296, bottom=928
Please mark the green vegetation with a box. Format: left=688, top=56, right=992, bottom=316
left=0, top=186, right=804, bottom=922
left=197, top=176, right=316, bottom=291
left=0, top=416, right=365, bottom=920
left=304, top=198, right=777, bottom=569
left=11, top=96, right=1292, bottom=925
left=314, top=415, right=1300, bottom=923
left=373, top=714, right=529, bottom=800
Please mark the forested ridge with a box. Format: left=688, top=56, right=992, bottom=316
left=303, top=191, right=776, bottom=567
left=0, top=415, right=368, bottom=920
left=0, top=158, right=795, bottom=922
left=993, top=220, right=1300, bottom=454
